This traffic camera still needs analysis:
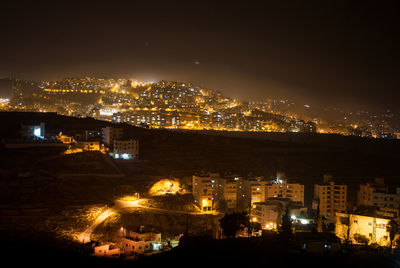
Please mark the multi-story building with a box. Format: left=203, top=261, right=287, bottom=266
left=192, top=172, right=306, bottom=212
left=372, top=190, right=400, bottom=210
left=265, top=178, right=304, bottom=205
left=335, top=207, right=396, bottom=246
left=251, top=202, right=281, bottom=231
left=314, top=176, right=347, bottom=222
left=357, top=178, right=400, bottom=209
left=248, top=177, right=267, bottom=205
left=223, top=176, right=251, bottom=210
left=192, top=173, right=267, bottom=212
left=113, top=139, right=139, bottom=159
left=113, top=110, right=181, bottom=129
left=192, top=173, right=224, bottom=211
left=102, top=126, right=123, bottom=147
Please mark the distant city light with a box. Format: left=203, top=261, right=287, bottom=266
left=5, top=76, right=397, bottom=138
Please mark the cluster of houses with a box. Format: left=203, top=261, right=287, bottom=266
left=191, top=172, right=400, bottom=247
left=58, top=126, right=139, bottom=160
left=93, top=226, right=181, bottom=258
left=5, top=123, right=140, bottom=160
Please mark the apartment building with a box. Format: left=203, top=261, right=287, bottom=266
left=113, top=139, right=139, bottom=159
left=192, top=173, right=224, bottom=211
left=265, top=178, right=304, bottom=205
left=102, top=126, right=124, bottom=147
left=192, top=173, right=254, bottom=211
left=223, top=176, right=251, bottom=210
left=249, top=177, right=267, bottom=205
left=358, top=178, right=400, bottom=210
left=314, top=177, right=347, bottom=222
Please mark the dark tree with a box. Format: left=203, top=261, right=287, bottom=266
left=215, top=199, right=228, bottom=213
left=236, top=198, right=250, bottom=212
left=353, top=233, right=369, bottom=245
left=219, top=212, right=250, bottom=238
left=387, top=219, right=400, bottom=248
left=278, top=207, right=292, bottom=235
left=250, top=222, right=262, bottom=234
left=278, top=207, right=293, bottom=251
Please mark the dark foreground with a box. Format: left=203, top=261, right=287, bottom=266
left=1, top=233, right=399, bottom=268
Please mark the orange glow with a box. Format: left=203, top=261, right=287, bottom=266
left=63, top=148, right=83, bottom=154
left=110, top=84, right=120, bottom=93
left=148, top=179, right=184, bottom=196
left=56, top=132, right=73, bottom=143
left=264, top=222, right=277, bottom=230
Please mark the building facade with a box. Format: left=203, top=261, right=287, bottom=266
left=192, top=173, right=224, bottom=211
left=358, top=178, right=400, bottom=210
left=102, top=126, right=123, bottom=147
left=77, top=141, right=100, bottom=151
left=113, top=139, right=139, bottom=159
left=121, top=238, right=146, bottom=255
left=94, top=244, right=120, bottom=257
left=223, top=176, right=250, bottom=210
left=251, top=202, right=281, bottom=230
left=249, top=177, right=267, bottom=205
left=314, top=180, right=347, bottom=222
left=335, top=212, right=392, bottom=246
left=265, top=178, right=304, bottom=205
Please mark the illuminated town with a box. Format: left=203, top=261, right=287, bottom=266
left=1, top=77, right=399, bottom=138
left=1, top=1, right=400, bottom=267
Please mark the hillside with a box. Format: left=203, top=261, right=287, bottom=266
left=1, top=112, right=400, bottom=243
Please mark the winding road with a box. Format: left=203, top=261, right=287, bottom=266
left=78, top=198, right=217, bottom=243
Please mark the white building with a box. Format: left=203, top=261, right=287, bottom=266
left=121, top=230, right=162, bottom=255
left=113, top=139, right=139, bottom=159
left=335, top=210, right=394, bottom=246
left=128, top=231, right=162, bottom=243
left=358, top=178, right=400, bottom=210
left=121, top=237, right=146, bottom=255
left=94, top=244, right=120, bottom=257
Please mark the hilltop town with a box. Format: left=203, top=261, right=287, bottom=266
left=1, top=77, right=399, bottom=138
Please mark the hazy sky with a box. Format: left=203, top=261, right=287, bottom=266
left=1, top=1, right=399, bottom=112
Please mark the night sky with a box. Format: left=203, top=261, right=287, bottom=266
left=1, top=1, right=399, bottom=112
